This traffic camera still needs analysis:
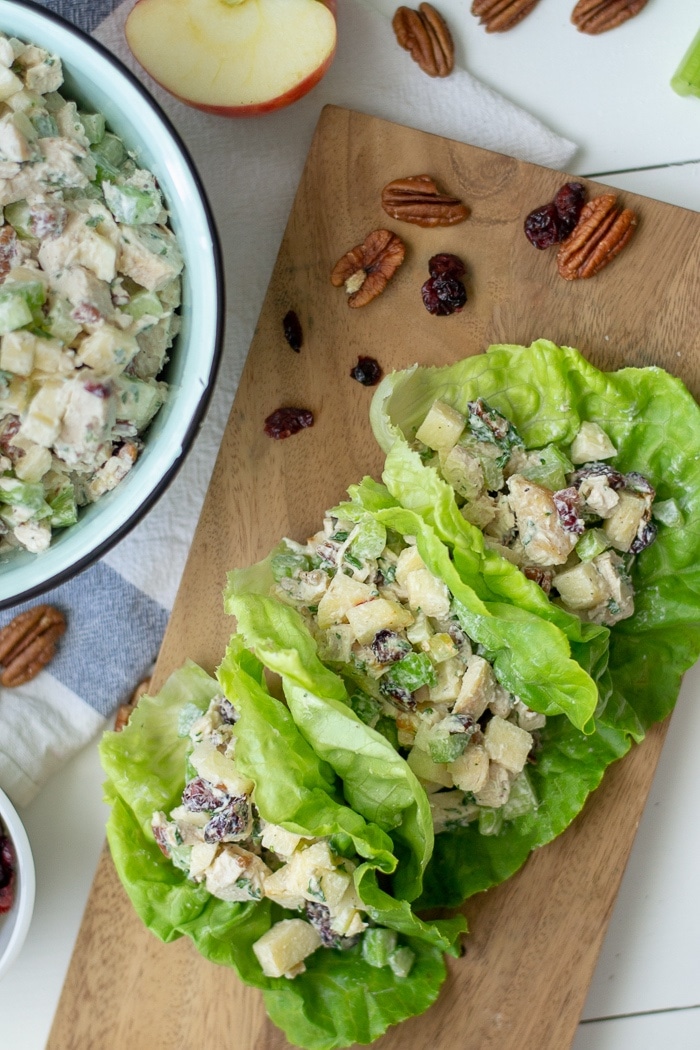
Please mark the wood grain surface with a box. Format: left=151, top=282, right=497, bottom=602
left=48, top=105, right=700, bottom=1050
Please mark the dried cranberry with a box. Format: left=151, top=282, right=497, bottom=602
left=553, top=182, right=585, bottom=238
left=571, top=463, right=626, bottom=490
left=524, top=202, right=561, bottom=250
left=630, top=520, right=657, bottom=554
left=421, top=274, right=467, bottom=316
left=453, top=712, right=476, bottom=732
left=379, top=679, right=416, bottom=710
left=282, top=310, right=303, bottom=353
left=0, top=834, right=15, bottom=913
left=553, top=487, right=586, bottom=535
left=524, top=565, right=554, bottom=594
left=182, top=777, right=226, bottom=813
left=264, top=407, right=314, bottom=440
left=371, top=629, right=411, bottom=664
left=624, top=472, right=655, bottom=500
left=203, top=796, right=250, bottom=843
left=305, top=901, right=341, bottom=948
left=216, top=697, right=238, bottom=724
left=350, top=356, right=383, bottom=386
left=428, top=253, right=466, bottom=279
left=83, top=381, right=112, bottom=398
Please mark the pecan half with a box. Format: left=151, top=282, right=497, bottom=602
left=557, top=194, right=637, bottom=280
left=381, top=175, right=469, bottom=227
left=331, top=230, right=405, bottom=308
left=392, top=4, right=454, bottom=77
left=571, top=0, right=647, bottom=34
left=114, top=678, right=151, bottom=732
left=471, top=0, right=542, bottom=32
left=0, top=605, right=66, bottom=687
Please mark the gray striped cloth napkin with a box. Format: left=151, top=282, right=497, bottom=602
left=0, top=0, right=577, bottom=807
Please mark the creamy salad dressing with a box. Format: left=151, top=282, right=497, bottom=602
left=0, top=32, right=183, bottom=555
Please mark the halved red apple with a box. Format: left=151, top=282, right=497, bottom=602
left=125, top=0, right=337, bottom=117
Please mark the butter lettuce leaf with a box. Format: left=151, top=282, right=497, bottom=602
left=101, top=658, right=463, bottom=1050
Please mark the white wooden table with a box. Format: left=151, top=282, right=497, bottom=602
left=2, top=1, right=700, bottom=1046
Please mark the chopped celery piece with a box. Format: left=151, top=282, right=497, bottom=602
left=103, top=180, right=162, bottom=226
left=114, top=375, right=164, bottom=431
left=79, top=111, right=106, bottom=145
left=671, top=28, right=700, bottom=98
left=5, top=278, right=46, bottom=313
left=428, top=732, right=468, bottom=765
left=381, top=651, right=437, bottom=693
left=520, top=444, right=574, bottom=492
left=48, top=483, right=78, bottom=528
left=575, top=528, right=610, bottom=562
left=0, top=292, right=32, bottom=335
left=0, top=477, right=52, bottom=518
left=349, top=516, right=387, bottom=561
left=123, top=290, right=164, bottom=321
left=4, top=200, right=33, bottom=239
left=270, top=549, right=310, bottom=580
left=478, top=806, right=504, bottom=836
left=361, top=928, right=398, bottom=968
left=388, top=945, right=415, bottom=978
left=46, top=296, right=82, bottom=343
left=652, top=498, right=683, bottom=527
left=31, top=112, right=58, bottom=138
left=98, top=131, right=126, bottom=168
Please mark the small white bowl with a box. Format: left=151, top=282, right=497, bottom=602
left=0, top=786, right=35, bottom=980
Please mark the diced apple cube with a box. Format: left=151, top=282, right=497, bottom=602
left=13, top=441, right=51, bottom=482
left=316, top=572, right=374, bottom=629
left=460, top=492, right=497, bottom=529
left=18, top=380, right=67, bottom=446
left=552, top=560, right=610, bottom=611
left=569, top=421, right=617, bottom=464
left=253, top=920, right=323, bottom=979
left=439, top=443, right=484, bottom=499
left=429, top=656, right=463, bottom=703
left=189, top=743, right=254, bottom=797
left=404, top=568, right=451, bottom=618
left=260, top=824, right=308, bottom=859
left=346, top=597, right=414, bottom=645
left=395, top=544, right=426, bottom=587
left=483, top=716, right=532, bottom=774
left=603, top=490, right=647, bottom=552
left=78, top=324, right=139, bottom=374
left=189, top=842, right=219, bottom=880
left=319, top=867, right=352, bottom=910
left=0, top=329, right=35, bottom=375
left=317, top=624, right=355, bottom=664
left=407, top=746, right=454, bottom=788
left=453, top=655, right=502, bottom=719
left=416, top=399, right=466, bottom=452
left=0, top=65, right=22, bottom=101
left=450, top=742, right=489, bottom=793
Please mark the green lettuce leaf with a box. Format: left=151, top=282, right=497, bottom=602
left=101, top=658, right=462, bottom=1049
left=369, top=339, right=700, bottom=735
left=223, top=587, right=435, bottom=903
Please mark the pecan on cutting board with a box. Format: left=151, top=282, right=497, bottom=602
left=571, top=0, right=648, bottom=34
left=471, top=0, right=542, bottom=32
left=0, top=604, right=66, bottom=687
left=381, top=175, right=469, bottom=227
left=331, top=230, right=406, bottom=308
left=392, top=4, right=454, bottom=77
left=557, top=194, right=638, bottom=280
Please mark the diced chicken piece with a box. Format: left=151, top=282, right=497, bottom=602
left=118, top=224, right=184, bottom=292
left=461, top=492, right=497, bottom=530
left=570, top=421, right=617, bottom=464
left=253, top=920, right=323, bottom=979
left=484, top=494, right=516, bottom=541
left=78, top=324, right=139, bottom=373
left=512, top=699, right=547, bottom=732
left=474, top=762, right=511, bottom=808
left=450, top=742, right=489, bottom=793
left=24, top=55, right=63, bottom=96
left=53, top=378, right=116, bottom=467
left=346, top=596, right=414, bottom=645
left=587, top=550, right=635, bottom=626
left=0, top=136, right=88, bottom=207
left=39, top=211, right=118, bottom=282
left=483, top=716, right=533, bottom=775
left=204, top=845, right=270, bottom=902
left=579, top=474, right=619, bottom=518
left=429, top=789, right=479, bottom=833
left=404, top=567, right=451, bottom=619
left=453, top=655, right=507, bottom=720
left=13, top=518, right=50, bottom=552
left=277, top=568, right=329, bottom=608
left=416, top=399, right=466, bottom=452
left=316, top=572, right=374, bottom=629
left=603, top=490, right=648, bottom=552
left=507, top=474, right=578, bottom=566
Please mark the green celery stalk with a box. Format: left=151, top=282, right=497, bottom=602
left=671, top=28, right=700, bottom=97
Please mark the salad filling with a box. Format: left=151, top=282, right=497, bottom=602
left=0, top=32, right=183, bottom=554
left=152, top=691, right=414, bottom=980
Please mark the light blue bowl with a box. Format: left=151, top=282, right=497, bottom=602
left=0, top=0, right=224, bottom=608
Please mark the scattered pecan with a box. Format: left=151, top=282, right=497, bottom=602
left=392, top=4, right=454, bottom=77
left=331, top=229, right=405, bottom=308
left=0, top=605, right=66, bottom=687
left=557, top=193, right=637, bottom=280
left=471, top=0, right=542, bottom=32
left=571, top=0, right=647, bottom=34
left=381, top=174, right=469, bottom=227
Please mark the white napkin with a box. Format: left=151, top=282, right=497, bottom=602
left=0, top=0, right=577, bottom=808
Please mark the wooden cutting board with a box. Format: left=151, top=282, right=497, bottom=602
left=48, top=106, right=700, bottom=1050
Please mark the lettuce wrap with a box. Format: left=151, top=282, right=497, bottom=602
left=100, top=649, right=464, bottom=1050
left=369, top=339, right=700, bottom=737
left=226, top=491, right=632, bottom=909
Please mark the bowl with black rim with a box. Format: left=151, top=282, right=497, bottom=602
left=0, top=0, right=224, bottom=609
left=0, top=785, right=35, bottom=979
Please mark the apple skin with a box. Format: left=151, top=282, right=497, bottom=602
left=126, top=0, right=337, bottom=118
